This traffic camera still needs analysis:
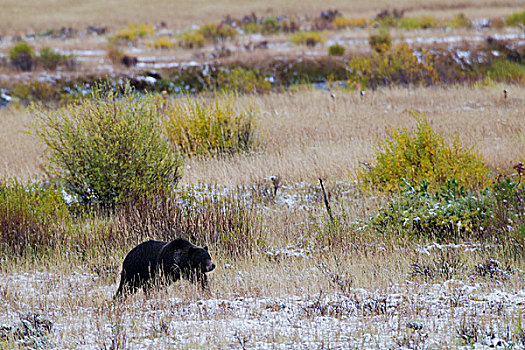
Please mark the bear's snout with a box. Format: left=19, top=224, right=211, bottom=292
left=206, top=262, right=216, bottom=272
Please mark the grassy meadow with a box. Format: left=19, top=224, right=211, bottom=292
left=0, top=0, right=525, bottom=348
left=1, top=0, right=524, bottom=34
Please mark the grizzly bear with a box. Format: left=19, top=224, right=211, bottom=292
left=115, top=238, right=215, bottom=298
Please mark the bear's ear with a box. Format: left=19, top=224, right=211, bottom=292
left=204, top=246, right=208, bottom=251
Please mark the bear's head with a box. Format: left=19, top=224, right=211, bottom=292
left=190, top=246, right=215, bottom=273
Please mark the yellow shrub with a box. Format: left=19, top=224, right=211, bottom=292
left=398, top=16, right=441, bottom=29
left=148, top=36, right=175, bottom=49
left=178, top=30, right=206, bottom=49
left=198, top=23, right=238, bottom=42
left=358, top=117, right=492, bottom=191
left=114, top=22, right=154, bottom=43
left=289, top=31, right=327, bottom=46
left=447, top=13, right=472, bottom=29
left=333, top=17, right=367, bottom=29
left=217, top=67, right=271, bottom=94
left=348, top=43, right=438, bottom=88
left=164, top=96, right=258, bottom=156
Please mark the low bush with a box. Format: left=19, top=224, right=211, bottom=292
left=216, top=67, right=271, bottom=94
left=178, top=30, right=206, bottom=49
left=348, top=43, right=438, bottom=88
left=328, top=43, right=345, bottom=56
left=148, top=36, right=175, bottom=49
left=490, top=176, right=524, bottom=237
left=0, top=178, right=69, bottom=253
left=35, top=85, right=182, bottom=209
left=487, top=59, right=525, bottom=83
left=164, top=96, right=258, bottom=156
left=262, top=17, right=280, bottom=34
left=37, top=47, right=73, bottom=70
left=368, top=27, right=392, bottom=52
left=198, top=23, right=237, bottom=42
left=9, top=41, right=35, bottom=71
left=106, top=37, right=125, bottom=63
left=358, top=117, right=492, bottom=192
left=447, top=13, right=472, bottom=29
left=289, top=31, right=327, bottom=46
left=505, top=10, right=525, bottom=26
left=371, top=174, right=524, bottom=242
left=242, top=21, right=263, bottom=34
left=332, top=17, right=367, bottom=29
left=280, top=17, right=300, bottom=33
left=374, top=8, right=405, bottom=27
left=114, top=22, right=154, bottom=43
left=398, top=16, right=441, bottom=30
left=371, top=179, right=492, bottom=241
left=12, top=81, right=64, bottom=105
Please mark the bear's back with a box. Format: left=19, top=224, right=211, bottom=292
left=122, top=240, right=167, bottom=276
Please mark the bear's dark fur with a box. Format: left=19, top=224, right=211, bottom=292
left=115, top=238, right=215, bottom=298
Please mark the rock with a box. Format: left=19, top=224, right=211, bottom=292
left=86, top=26, right=107, bottom=35
left=120, top=55, right=138, bottom=67
left=0, top=90, right=12, bottom=108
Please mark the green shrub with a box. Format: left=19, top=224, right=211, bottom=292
left=328, top=43, right=345, bottom=56
left=398, top=16, right=441, bottom=30
left=348, top=43, right=438, bottom=88
left=35, top=85, right=182, bottom=208
left=487, top=59, right=525, bottom=83
left=106, top=37, right=125, bottom=63
left=371, top=179, right=493, bottom=241
left=505, top=10, right=525, bottom=26
left=217, top=67, right=271, bottom=94
left=371, top=175, right=525, bottom=241
left=289, top=31, right=327, bottom=46
left=12, top=81, right=63, bottom=105
left=262, top=17, right=280, bottom=34
left=37, top=47, right=72, bottom=70
left=242, top=21, right=263, bottom=34
left=490, top=177, right=524, bottom=236
left=9, top=41, right=35, bottom=71
left=164, top=96, right=258, bottom=156
left=447, top=13, right=472, bottom=29
left=178, top=30, right=206, bottom=49
left=368, top=27, right=391, bottom=52
left=0, top=178, right=69, bottom=252
left=358, top=117, right=491, bottom=191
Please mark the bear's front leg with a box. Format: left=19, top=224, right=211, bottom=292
left=198, top=273, right=208, bottom=290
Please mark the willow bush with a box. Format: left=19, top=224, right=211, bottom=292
left=36, top=86, right=182, bottom=209
left=164, top=96, right=259, bottom=157
left=358, top=117, right=492, bottom=192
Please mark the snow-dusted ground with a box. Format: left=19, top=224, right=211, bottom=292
left=1, top=267, right=524, bottom=349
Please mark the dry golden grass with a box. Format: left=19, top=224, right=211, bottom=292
left=1, top=0, right=524, bottom=35
left=0, top=107, right=43, bottom=181
left=1, top=83, right=523, bottom=184
left=183, top=84, right=525, bottom=185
